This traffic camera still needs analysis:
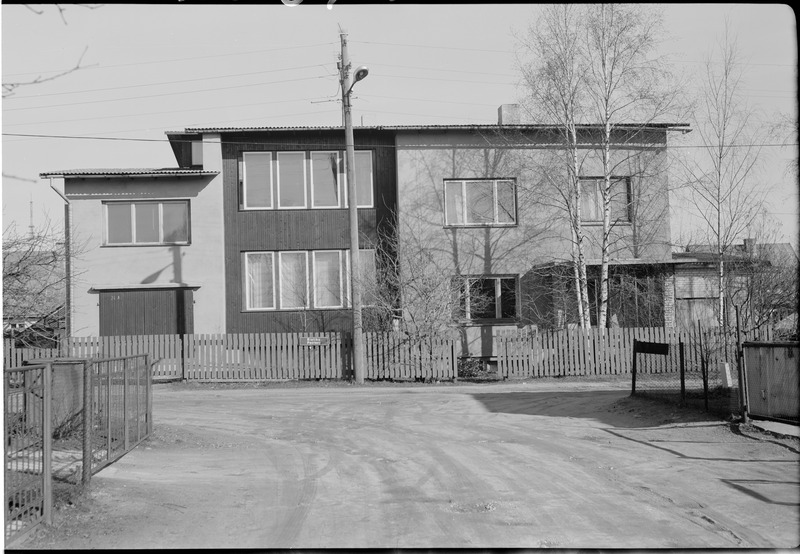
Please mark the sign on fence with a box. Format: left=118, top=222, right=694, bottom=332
left=300, top=336, right=330, bottom=346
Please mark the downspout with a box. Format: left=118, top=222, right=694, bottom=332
left=49, top=178, right=71, bottom=340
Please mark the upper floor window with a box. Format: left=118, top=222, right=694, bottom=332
left=240, top=150, right=373, bottom=210
left=579, top=177, right=631, bottom=223
left=104, top=200, right=190, bottom=246
left=444, top=179, right=517, bottom=226
left=456, top=275, right=518, bottom=322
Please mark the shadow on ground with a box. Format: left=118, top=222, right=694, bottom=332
left=471, top=390, right=721, bottom=429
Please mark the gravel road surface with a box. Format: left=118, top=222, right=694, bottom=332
left=17, top=379, right=800, bottom=549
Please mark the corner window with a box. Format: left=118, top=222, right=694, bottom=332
left=444, top=179, right=517, bottom=226
left=104, top=201, right=190, bottom=246
left=579, top=177, right=631, bottom=223
left=457, top=275, right=518, bottom=321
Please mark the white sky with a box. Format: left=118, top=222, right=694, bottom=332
left=1, top=3, right=797, bottom=248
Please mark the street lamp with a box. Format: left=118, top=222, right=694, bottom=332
left=340, top=31, right=367, bottom=384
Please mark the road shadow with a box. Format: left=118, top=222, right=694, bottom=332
left=471, top=390, right=720, bottom=429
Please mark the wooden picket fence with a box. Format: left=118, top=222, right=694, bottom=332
left=494, top=326, right=774, bottom=379
left=4, top=332, right=457, bottom=382
left=365, top=332, right=456, bottom=381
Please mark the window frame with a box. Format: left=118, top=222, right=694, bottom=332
left=241, top=152, right=273, bottom=210
left=312, top=250, right=345, bottom=309
left=310, top=151, right=342, bottom=209
left=243, top=251, right=276, bottom=311
left=457, top=274, right=519, bottom=323
left=578, top=176, right=632, bottom=224
left=103, top=200, right=191, bottom=247
left=443, top=178, right=518, bottom=227
left=276, top=151, right=308, bottom=210
left=278, top=250, right=310, bottom=309
left=343, top=150, right=375, bottom=209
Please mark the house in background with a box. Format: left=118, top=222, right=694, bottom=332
left=672, top=239, right=798, bottom=333
left=42, top=104, right=690, bottom=360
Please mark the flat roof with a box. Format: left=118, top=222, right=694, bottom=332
left=167, top=123, right=691, bottom=135
left=39, top=168, right=218, bottom=178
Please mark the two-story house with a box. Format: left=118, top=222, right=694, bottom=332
left=42, top=105, right=688, bottom=359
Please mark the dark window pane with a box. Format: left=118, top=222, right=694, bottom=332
left=278, top=152, right=306, bottom=208
left=311, top=152, right=340, bottom=207
left=500, top=278, right=517, bottom=318
left=469, top=278, right=497, bottom=319
left=163, top=202, right=189, bottom=243
left=244, top=152, right=272, bottom=208
left=107, top=203, right=132, bottom=244
left=465, top=181, right=494, bottom=224
left=134, top=203, right=159, bottom=243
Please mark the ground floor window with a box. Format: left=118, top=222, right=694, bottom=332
left=243, top=248, right=376, bottom=311
left=456, top=275, right=518, bottom=322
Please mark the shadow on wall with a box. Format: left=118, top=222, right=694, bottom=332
left=471, top=390, right=718, bottom=429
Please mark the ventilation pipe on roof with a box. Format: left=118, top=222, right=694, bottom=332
left=49, top=177, right=72, bottom=339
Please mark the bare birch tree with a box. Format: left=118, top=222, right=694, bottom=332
left=680, top=24, right=768, bottom=331
left=518, top=4, right=592, bottom=328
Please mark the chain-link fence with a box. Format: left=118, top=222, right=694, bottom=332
left=631, top=328, right=768, bottom=417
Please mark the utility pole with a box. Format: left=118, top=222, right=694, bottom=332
left=340, top=30, right=366, bottom=384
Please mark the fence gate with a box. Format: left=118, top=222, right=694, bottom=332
left=743, top=342, right=799, bottom=424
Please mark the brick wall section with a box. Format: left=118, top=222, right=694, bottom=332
left=663, top=269, right=676, bottom=328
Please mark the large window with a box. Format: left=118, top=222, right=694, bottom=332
left=444, top=179, right=516, bottom=226
left=241, top=150, right=373, bottom=210
left=105, top=201, right=190, bottom=245
left=243, top=248, right=376, bottom=311
left=457, top=275, right=517, bottom=322
left=579, top=177, right=631, bottom=223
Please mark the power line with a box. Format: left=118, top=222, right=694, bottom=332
left=3, top=75, right=334, bottom=111
left=2, top=42, right=338, bottom=79
left=3, top=64, right=332, bottom=101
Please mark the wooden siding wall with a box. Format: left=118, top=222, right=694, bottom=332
left=221, top=130, right=397, bottom=333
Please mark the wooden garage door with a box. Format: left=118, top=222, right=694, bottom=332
left=99, top=289, right=194, bottom=336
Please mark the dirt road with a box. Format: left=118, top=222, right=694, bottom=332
left=18, top=380, right=800, bottom=549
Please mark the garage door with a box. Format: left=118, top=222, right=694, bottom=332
left=99, top=288, right=194, bottom=336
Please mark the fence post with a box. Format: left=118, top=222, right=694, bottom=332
left=42, top=363, right=53, bottom=525
left=146, top=354, right=153, bottom=435
left=82, top=360, right=92, bottom=486
left=631, top=339, right=638, bottom=395
left=679, top=341, right=685, bottom=404
left=106, top=363, right=112, bottom=462
left=123, top=358, right=130, bottom=452
left=735, top=306, right=749, bottom=424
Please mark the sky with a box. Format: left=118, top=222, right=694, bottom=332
left=1, top=2, right=798, bottom=249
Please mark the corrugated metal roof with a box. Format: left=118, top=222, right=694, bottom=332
left=167, top=122, right=691, bottom=135
left=39, top=168, right=218, bottom=178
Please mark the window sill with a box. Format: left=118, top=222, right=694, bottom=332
left=443, top=223, right=518, bottom=229
left=101, top=242, right=191, bottom=248
left=580, top=221, right=632, bottom=227
left=457, top=319, right=519, bottom=326
left=239, top=206, right=375, bottom=212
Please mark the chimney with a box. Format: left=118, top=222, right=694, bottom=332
left=497, top=104, right=520, bottom=125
